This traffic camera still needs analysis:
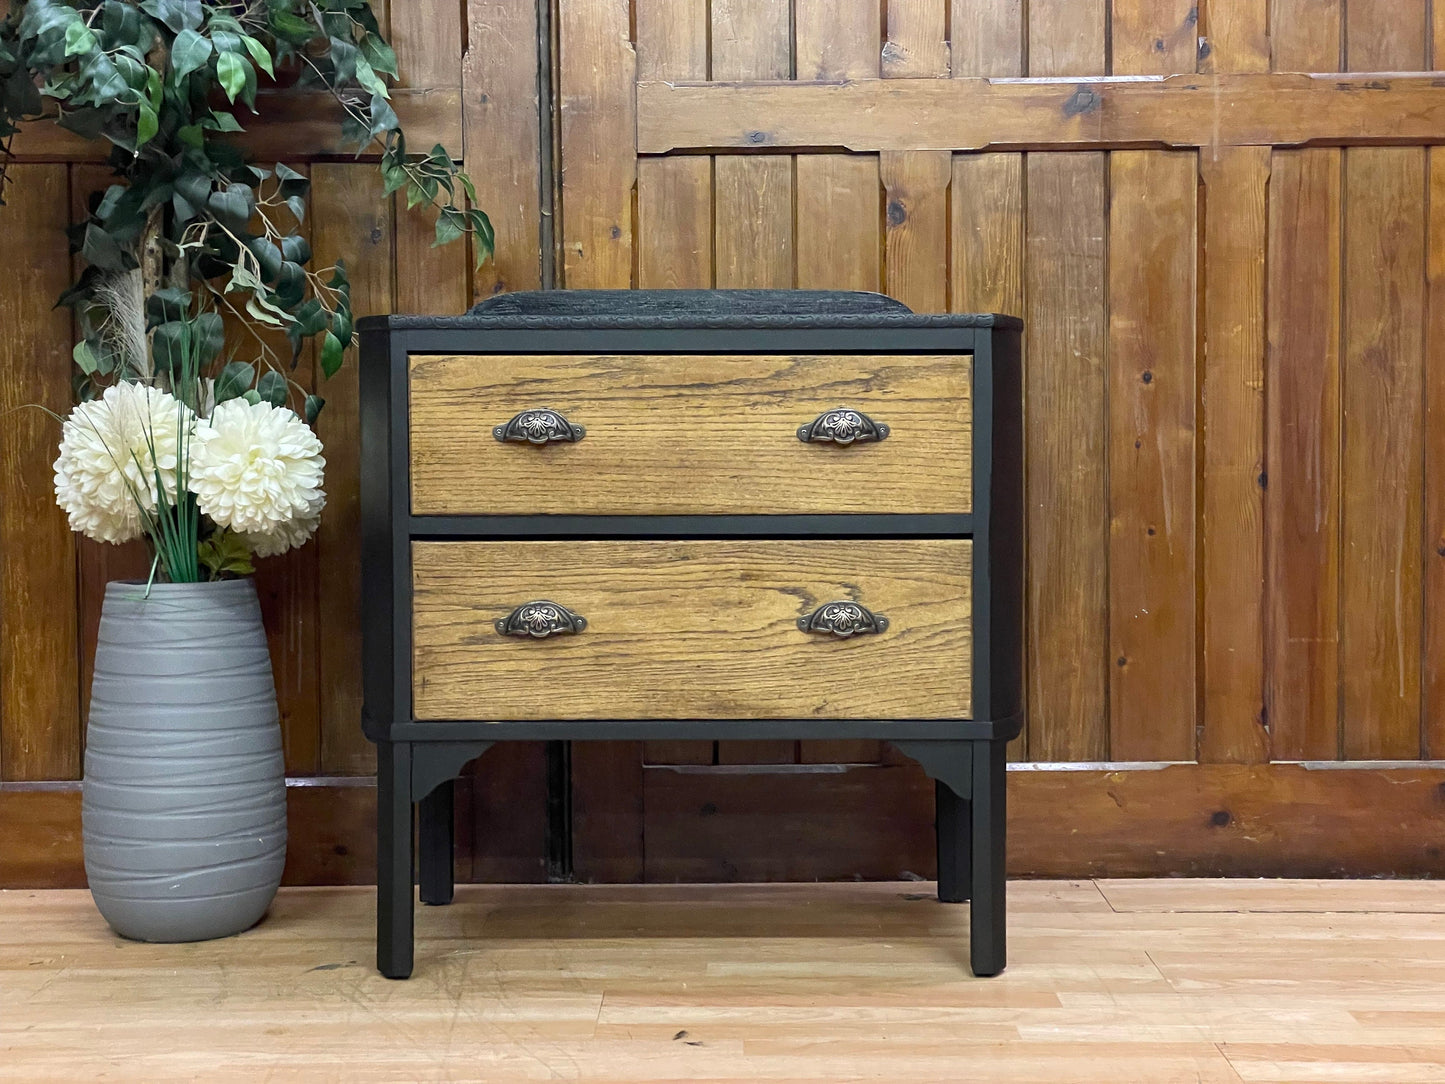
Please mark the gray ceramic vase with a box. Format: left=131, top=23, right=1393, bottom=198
left=83, top=578, right=286, bottom=942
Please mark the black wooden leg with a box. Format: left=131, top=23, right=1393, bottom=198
left=418, top=779, right=455, bottom=906
left=936, top=777, right=972, bottom=903
left=377, top=741, right=415, bottom=979
left=969, top=738, right=1007, bottom=977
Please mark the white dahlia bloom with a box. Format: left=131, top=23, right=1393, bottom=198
left=53, top=382, right=191, bottom=544
left=190, top=398, right=325, bottom=535
left=241, top=506, right=323, bottom=558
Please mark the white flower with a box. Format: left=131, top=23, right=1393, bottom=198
left=241, top=507, right=323, bottom=558
left=53, top=382, right=191, bottom=544
left=189, top=398, right=325, bottom=535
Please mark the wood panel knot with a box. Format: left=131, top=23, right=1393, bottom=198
left=1063, top=87, right=1101, bottom=118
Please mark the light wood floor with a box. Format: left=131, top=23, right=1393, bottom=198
left=4, top=880, right=1445, bottom=1082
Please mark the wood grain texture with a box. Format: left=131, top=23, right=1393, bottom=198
left=794, top=0, right=879, bottom=80
left=710, top=0, right=790, bottom=80
left=1339, top=147, right=1426, bottom=760
left=636, top=73, right=1445, bottom=154
left=559, top=0, right=635, bottom=288
left=411, top=540, right=973, bottom=721
left=883, top=0, right=949, bottom=78
left=0, top=166, right=79, bottom=781
left=1346, top=0, right=1426, bottom=70
left=1024, top=154, right=1109, bottom=761
left=949, top=0, right=1022, bottom=77
left=311, top=164, right=391, bottom=776
left=635, top=0, right=707, bottom=80
left=1199, top=0, right=1269, bottom=73
left=950, top=155, right=1022, bottom=316
left=880, top=151, right=951, bottom=313
left=714, top=157, right=793, bottom=289
left=1110, top=0, right=1200, bottom=74
left=1198, top=146, right=1270, bottom=764
left=637, top=158, right=712, bottom=289
left=1264, top=148, right=1342, bottom=761
left=1027, top=0, right=1107, bottom=76
left=409, top=353, right=972, bottom=516
left=1428, top=148, right=1445, bottom=758
left=795, top=156, right=881, bottom=292
left=464, top=0, right=542, bottom=298
left=1107, top=150, right=1198, bottom=762
left=1270, top=0, right=1342, bottom=71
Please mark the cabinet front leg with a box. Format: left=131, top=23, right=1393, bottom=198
left=936, top=778, right=972, bottom=904
left=418, top=779, right=455, bottom=906
left=377, top=742, right=415, bottom=979
left=969, top=738, right=1007, bottom=977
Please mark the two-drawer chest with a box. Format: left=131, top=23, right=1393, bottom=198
left=357, top=290, right=1023, bottom=980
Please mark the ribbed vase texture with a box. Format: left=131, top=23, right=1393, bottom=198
left=83, top=578, right=286, bottom=942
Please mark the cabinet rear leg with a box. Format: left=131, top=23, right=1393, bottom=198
left=936, top=778, right=972, bottom=903
left=418, top=779, right=455, bottom=906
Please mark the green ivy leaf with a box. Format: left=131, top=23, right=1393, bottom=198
left=359, top=32, right=398, bottom=77
left=136, top=102, right=158, bottom=146
left=72, top=339, right=100, bottom=375
left=170, top=28, right=212, bottom=81
left=304, top=394, right=325, bottom=424
left=242, top=389, right=262, bottom=406
left=433, top=207, right=465, bottom=248
left=206, top=110, right=245, bottom=133
left=63, top=21, right=97, bottom=57
left=139, top=0, right=203, bottom=33
left=320, top=331, right=344, bottom=378
left=256, top=369, right=287, bottom=407
left=216, top=51, right=247, bottom=103
left=197, top=528, right=255, bottom=579
left=214, top=361, right=255, bottom=404
left=354, top=55, right=388, bottom=99
left=241, top=36, right=275, bottom=79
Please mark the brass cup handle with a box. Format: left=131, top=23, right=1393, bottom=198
left=797, top=601, right=889, bottom=638
left=495, top=601, right=587, bottom=638
left=797, top=407, right=889, bottom=446
left=494, top=408, right=586, bottom=445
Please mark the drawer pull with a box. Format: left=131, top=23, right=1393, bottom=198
left=493, top=408, right=586, bottom=445
left=797, top=407, right=889, bottom=446
left=495, top=601, right=588, bottom=638
left=797, top=601, right=890, bottom=638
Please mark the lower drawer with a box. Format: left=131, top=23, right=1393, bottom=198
left=411, top=540, right=972, bottom=721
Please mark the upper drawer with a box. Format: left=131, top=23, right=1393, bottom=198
left=407, top=353, right=972, bottom=515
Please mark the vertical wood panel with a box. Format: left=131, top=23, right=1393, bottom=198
left=711, top=0, right=791, bottom=78
left=559, top=0, right=636, bottom=288
left=884, top=0, right=949, bottom=78
left=795, top=0, right=880, bottom=79
left=1198, top=146, right=1270, bottom=764
left=1345, top=0, right=1427, bottom=71
left=1265, top=148, right=1342, bottom=760
left=1199, top=0, right=1269, bottom=72
left=881, top=151, right=951, bottom=314
left=312, top=164, right=392, bottom=776
left=1027, top=0, right=1108, bottom=76
left=1339, top=147, right=1426, bottom=760
left=1025, top=152, right=1110, bottom=761
left=1111, top=0, right=1200, bottom=74
left=796, top=157, right=881, bottom=293
left=635, top=0, right=707, bottom=78
left=0, top=165, right=79, bottom=781
left=465, top=0, right=543, bottom=297
left=1427, top=148, right=1445, bottom=757
left=1270, top=0, right=1342, bottom=71
left=714, top=158, right=793, bottom=289
left=950, top=0, right=1022, bottom=77
left=1107, top=150, right=1198, bottom=762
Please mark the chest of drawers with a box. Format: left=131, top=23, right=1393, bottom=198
left=358, top=290, right=1022, bottom=980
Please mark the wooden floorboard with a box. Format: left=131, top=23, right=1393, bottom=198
left=3, top=880, right=1445, bottom=1082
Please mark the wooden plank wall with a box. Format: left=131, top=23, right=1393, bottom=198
left=563, top=0, right=1445, bottom=881
left=7, top=0, right=1445, bottom=885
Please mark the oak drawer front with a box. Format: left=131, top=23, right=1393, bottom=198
left=408, top=354, right=972, bottom=515
left=411, top=540, right=972, bottom=720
